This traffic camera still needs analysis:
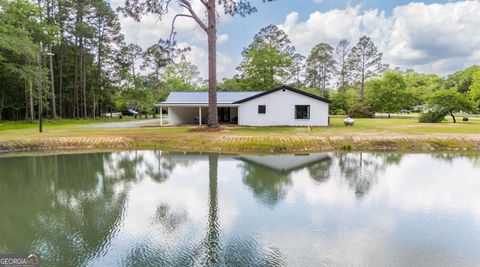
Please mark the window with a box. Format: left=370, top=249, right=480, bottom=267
left=258, top=105, right=266, bottom=114
left=295, top=105, right=310, bottom=119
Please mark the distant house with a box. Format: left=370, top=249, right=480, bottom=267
left=155, top=86, right=330, bottom=126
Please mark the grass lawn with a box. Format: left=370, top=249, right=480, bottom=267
left=230, top=116, right=480, bottom=136
left=0, top=117, right=144, bottom=131
left=1, top=116, right=480, bottom=138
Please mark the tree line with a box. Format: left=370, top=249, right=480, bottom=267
left=220, top=25, right=480, bottom=122
left=0, top=0, right=204, bottom=121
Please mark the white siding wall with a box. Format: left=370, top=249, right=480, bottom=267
left=238, top=90, right=329, bottom=126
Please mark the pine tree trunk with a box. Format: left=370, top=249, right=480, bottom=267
left=93, top=93, right=96, bottom=120
left=82, top=49, right=87, bottom=118
left=58, top=1, right=64, bottom=118
left=25, top=81, right=28, bottom=120
left=29, top=79, right=34, bottom=121
left=207, top=0, right=218, bottom=128
left=80, top=39, right=83, bottom=117
left=0, top=90, right=4, bottom=121
left=97, top=23, right=103, bottom=120
left=45, top=0, right=56, bottom=119
left=360, top=71, right=365, bottom=102
left=59, top=40, right=64, bottom=118
left=48, top=44, right=56, bottom=119
left=74, top=38, right=79, bottom=118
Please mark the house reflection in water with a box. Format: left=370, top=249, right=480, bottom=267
left=237, top=153, right=332, bottom=207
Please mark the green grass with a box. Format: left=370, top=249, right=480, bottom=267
left=0, top=117, right=146, bottom=131
left=2, top=116, right=480, bottom=137
left=230, top=117, right=480, bottom=135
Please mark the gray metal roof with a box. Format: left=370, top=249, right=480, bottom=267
left=160, top=91, right=263, bottom=104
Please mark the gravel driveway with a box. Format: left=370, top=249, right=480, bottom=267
left=82, top=119, right=159, bottom=128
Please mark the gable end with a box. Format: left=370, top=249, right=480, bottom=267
left=233, top=86, right=331, bottom=104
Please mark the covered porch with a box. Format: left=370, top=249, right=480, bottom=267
left=157, top=104, right=239, bottom=126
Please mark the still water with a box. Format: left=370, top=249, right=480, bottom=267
left=1, top=151, right=480, bottom=266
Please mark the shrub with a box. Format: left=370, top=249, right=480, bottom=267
left=329, top=89, right=360, bottom=115
left=348, top=104, right=375, bottom=118
left=419, top=109, right=448, bottom=123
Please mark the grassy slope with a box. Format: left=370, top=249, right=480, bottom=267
left=1, top=117, right=480, bottom=153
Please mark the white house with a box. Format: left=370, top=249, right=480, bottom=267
left=156, top=86, right=330, bottom=126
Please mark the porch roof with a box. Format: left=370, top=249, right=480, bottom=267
left=156, top=91, right=263, bottom=106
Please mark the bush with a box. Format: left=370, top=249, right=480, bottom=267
left=332, top=109, right=346, bottom=115
left=419, top=109, right=447, bottom=123
left=348, top=104, right=375, bottom=118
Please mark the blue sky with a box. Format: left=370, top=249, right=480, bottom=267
left=113, top=0, right=479, bottom=79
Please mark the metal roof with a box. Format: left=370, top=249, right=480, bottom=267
left=160, top=91, right=263, bottom=104
left=158, top=86, right=330, bottom=105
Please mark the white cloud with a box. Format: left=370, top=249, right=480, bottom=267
left=110, top=0, right=236, bottom=79
left=178, top=43, right=234, bottom=80
left=111, top=0, right=206, bottom=49
left=111, top=0, right=480, bottom=79
left=217, top=34, right=229, bottom=44
left=278, top=8, right=364, bottom=55
left=277, top=1, right=480, bottom=76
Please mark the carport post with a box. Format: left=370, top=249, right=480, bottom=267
left=160, top=106, right=163, bottom=126
left=199, top=106, right=202, bottom=126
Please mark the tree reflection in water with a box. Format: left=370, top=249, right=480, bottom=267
left=208, top=154, right=285, bottom=266
left=239, top=152, right=404, bottom=205
left=307, top=157, right=333, bottom=184
left=0, top=151, right=420, bottom=266
left=0, top=153, right=128, bottom=266
left=240, top=160, right=293, bottom=208
left=431, top=153, right=480, bottom=167
left=202, top=154, right=221, bottom=265
left=337, top=153, right=403, bottom=198
left=239, top=154, right=332, bottom=207
left=132, top=153, right=285, bottom=266
left=0, top=151, right=178, bottom=267
left=145, top=151, right=176, bottom=183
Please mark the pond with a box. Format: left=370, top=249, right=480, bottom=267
left=1, top=151, right=480, bottom=266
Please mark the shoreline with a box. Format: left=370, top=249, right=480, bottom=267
left=1, top=134, right=480, bottom=154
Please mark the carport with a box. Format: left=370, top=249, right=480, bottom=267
left=157, top=104, right=239, bottom=126
left=155, top=91, right=261, bottom=126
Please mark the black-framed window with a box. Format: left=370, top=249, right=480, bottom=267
left=258, top=105, right=266, bottom=114
left=295, top=105, right=310, bottom=119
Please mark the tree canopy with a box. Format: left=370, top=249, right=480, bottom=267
left=348, top=36, right=384, bottom=101
left=306, top=43, right=336, bottom=97
left=366, top=71, right=412, bottom=117
left=236, top=25, right=296, bottom=90
left=427, top=89, right=476, bottom=123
